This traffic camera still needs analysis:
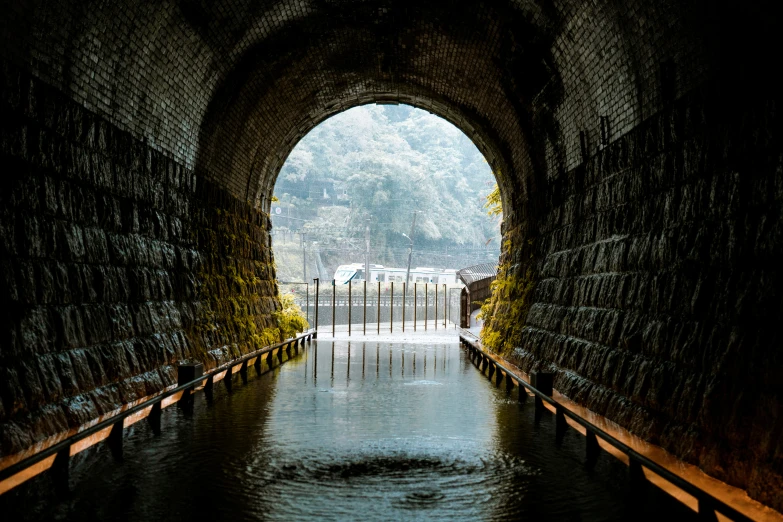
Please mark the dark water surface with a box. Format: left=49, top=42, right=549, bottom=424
left=3, top=335, right=695, bottom=521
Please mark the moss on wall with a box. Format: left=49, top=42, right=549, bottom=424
left=479, top=231, right=536, bottom=357
left=183, top=185, right=283, bottom=370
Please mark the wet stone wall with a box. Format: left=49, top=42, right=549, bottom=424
left=506, top=86, right=783, bottom=508
left=0, top=65, right=281, bottom=457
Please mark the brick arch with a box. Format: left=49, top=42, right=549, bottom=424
left=250, top=96, right=514, bottom=217
left=189, top=1, right=564, bottom=225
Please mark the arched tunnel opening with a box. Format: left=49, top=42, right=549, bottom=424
left=0, top=0, right=781, bottom=515
left=270, top=102, right=502, bottom=324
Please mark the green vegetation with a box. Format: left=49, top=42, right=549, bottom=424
left=479, top=262, right=535, bottom=356
left=272, top=104, right=500, bottom=277
left=478, top=186, right=532, bottom=357
left=484, top=182, right=502, bottom=217
left=273, top=293, right=310, bottom=339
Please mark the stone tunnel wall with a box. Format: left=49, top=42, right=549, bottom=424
left=0, top=63, right=280, bottom=455
left=494, top=84, right=783, bottom=507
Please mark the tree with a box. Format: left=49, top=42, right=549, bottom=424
left=273, top=104, right=501, bottom=273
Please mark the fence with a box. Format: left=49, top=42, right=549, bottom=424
left=0, top=331, right=315, bottom=496
left=459, top=334, right=752, bottom=522
left=306, top=280, right=463, bottom=333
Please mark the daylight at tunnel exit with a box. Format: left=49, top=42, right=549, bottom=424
left=0, top=1, right=781, bottom=521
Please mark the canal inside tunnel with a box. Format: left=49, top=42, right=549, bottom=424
left=1, top=331, right=696, bottom=521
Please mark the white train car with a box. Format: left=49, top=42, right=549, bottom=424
left=333, top=264, right=458, bottom=285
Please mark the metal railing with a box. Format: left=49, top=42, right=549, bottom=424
left=459, top=334, right=752, bottom=522
left=311, top=279, right=450, bottom=334
left=456, top=262, right=497, bottom=285
left=0, top=331, right=316, bottom=495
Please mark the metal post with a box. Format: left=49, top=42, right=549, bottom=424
left=466, top=288, right=470, bottom=328
left=313, top=278, right=319, bottom=333
left=435, top=284, right=438, bottom=330
left=52, top=446, right=70, bottom=495
left=377, top=281, right=381, bottom=335
left=443, top=284, right=447, bottom=328
left=586, top=430, right=599, bottom=469
left=414, top=283, right=417, bottom=331
left=365, top=219, right=371, bottom=291
left=425, top=283, right=428, bottom=331
left=332, top=279, right=336, bottom=337
left=306, top=282, right=309, bottom=327
left=390, top=282, right=394, bottom=333
left=402, top=282, right=406, bottom=332
left=302, top=232, right=307, bottom=282
left=404, top=212, right=417, bottom=292
left=447, top=287, right=451, bottom=327
left=363, top=280, right=367, bottom=335
left=348, top=280, right=352, bottom=337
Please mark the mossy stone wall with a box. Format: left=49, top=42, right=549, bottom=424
left=0, top=64, right=281, bottom=457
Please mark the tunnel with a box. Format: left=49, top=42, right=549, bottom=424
left=0, top=0, right=781, bottom=512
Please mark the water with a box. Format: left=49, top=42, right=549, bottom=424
left=2, top=334, right=695, bottom=521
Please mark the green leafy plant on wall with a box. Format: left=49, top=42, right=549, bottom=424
left=484, top=182, right=502, bottom=217
left=479, top=262, right=535, bottom=355
left=273, top=293, right=310, bottom=339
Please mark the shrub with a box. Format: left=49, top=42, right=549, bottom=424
left=274, top=293, right=310, bottom=339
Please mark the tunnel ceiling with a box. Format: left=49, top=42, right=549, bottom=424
left=1, top=0, right=714, bottom=219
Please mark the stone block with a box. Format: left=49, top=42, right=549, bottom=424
left=41, top=175, right=59, bottom=216
left=18, top=359, right=46, bottom=410
left=98, top=342, right=131, bottom=382
left=82, top=305, right=111, bottom=345
left=79, top=264, right=99, bottom=303
left=0, top=211, right=16, bottom=258
left=107, top=233, right=130, bottom=265
left=56, top=221, right=85, bottom=261
left=108, top=304, right=135, bottom=341
left=116, top=376, right=145, bottom=404
left=82, top=227, right=109, bottom=264
left=122, top=340, right=143, bottom=375
left=14, top=259, right=36, bottom=304
left=0, top=366, right=27, bottom=417
left=86, top=385, right=121, bottom=416
left=96, top=193, right=122, bottom=232
left=82, top=346, right=109, bottom=388
left=61, top=394, right=98, bottom=428
left=99, top=267, right=125, bottom=303
left=48, top=261, right=69, bottom=303
left=54, top=305, right=86, bottom=350
left=26, top=404, right=68, bottom=444
left=0, top=420, right=32, bottom=456
left=120, top=200, right=140, bottom=234
left=19, top=306, right=55, bottom=354
left=33, top=260, right=55, bottom=304
left=54, top=351, right=80, bottom=397
left=36, top=354, right=64, bottom=403
left=136, top=370, right=162, bottom=396
left=131, top=303, right=153, bottom=336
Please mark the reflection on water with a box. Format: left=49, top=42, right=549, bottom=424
left=1, top=338, right=694, bottom=521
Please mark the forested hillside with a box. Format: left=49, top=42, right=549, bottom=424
left=272, top=104, right=500, bottom=282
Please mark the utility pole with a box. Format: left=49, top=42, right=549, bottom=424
left=403, top=212, right=418, bottom=296
left=301, top=232, right=307, bottom=282
left=365, top=219, right=371, bottom=285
